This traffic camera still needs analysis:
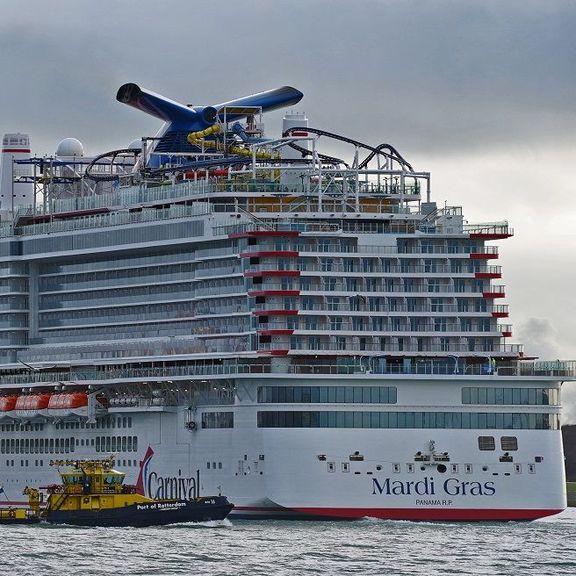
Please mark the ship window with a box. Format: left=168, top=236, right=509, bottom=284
left=451, top=464, right=459, bottom=474
left=257, top=411, right=555, bottom=430
left=465, top=464, right=473, bottom=474
left=95, top=437, right=101, bottom=452
left=393, top=464, right=401, bottom=473
left=528, top=464, right=536, bottom=474
left=111, top=437, right=117, bottom=451
left=342, top=462, right=350, bottom=473
left=328, top=462, right=335, bottom=472
left=105, top=437, right=111, bottom=452
left=501, top=436, right=518, bottom=451
left=127, top=436, right=133, bottom=452
left=133, top=436, right=138, bottom=452
left=478, top=436, right=495, bottom=451
left=121, top=436, right=127, bottom=452
left=514, top=464, right=522, bottom=474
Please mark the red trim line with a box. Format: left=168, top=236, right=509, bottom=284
left=492, top=312, right=509, bottom=318
left=253, top=310, right=299, bottom=316
left=248, top=290, right=300, bottom=297
left=475, top=272, right=501, bottom=279
left=228, top=231, right=300, bottom=239
left=502, top=331, right=512, bottom=337
left=470, top=253, right=498, bottom=260
left=2, top=149, right=31, bottom=154
left=470, top=233, right=512, bottom=240
left=258, top=349, right=290, bottom=356
left=245, top=270, right=300, bottom=278
left=483, top=292, right=506, bottom=299
left=292, top=507, right=563, bottom=521
left=240, top=251, right=299, bottom=258
left=258, top=329, right=294, bottom=336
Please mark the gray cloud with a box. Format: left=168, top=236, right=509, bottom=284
left=0, top=0, right=575, bottom=156
left=517, top=318, right=560, bottom=360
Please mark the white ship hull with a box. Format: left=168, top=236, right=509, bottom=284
left=0, top=376, right=566, bottom=521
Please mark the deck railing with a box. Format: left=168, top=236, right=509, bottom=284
left=0, top=359, right=574, bottom=387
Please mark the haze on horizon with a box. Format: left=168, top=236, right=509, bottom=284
left=0, top=0, right=575, bottom=418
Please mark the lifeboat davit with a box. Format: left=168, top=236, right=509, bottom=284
left=0, top=395, right=18, bottom=419
left=12, top=393, right=51, bottom=419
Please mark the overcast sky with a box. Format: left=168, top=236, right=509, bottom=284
left=1, top=0, right=576, bottom=417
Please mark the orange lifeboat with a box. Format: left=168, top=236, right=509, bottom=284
left=0, top=395, right=18, bottom=419
left=13, top=393, right=51, bottom=419
left=47, top=392, right=107, bottom=418
left=47, top=392, right=87, bottom=418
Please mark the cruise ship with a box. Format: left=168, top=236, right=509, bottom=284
left=0, top=83, right=573, bottom=521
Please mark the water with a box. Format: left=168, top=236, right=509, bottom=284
left=1, top=509, right=575, bottom=575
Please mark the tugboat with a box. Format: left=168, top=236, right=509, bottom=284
left=0, top=507, right=40, bottom=525
left=21, top=456, right=233, bottom=527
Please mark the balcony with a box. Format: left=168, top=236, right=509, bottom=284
left=464, top=222, right=513, bottom=240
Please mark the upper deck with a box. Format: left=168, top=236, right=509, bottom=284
left=0, top=83, right=568, bottom=386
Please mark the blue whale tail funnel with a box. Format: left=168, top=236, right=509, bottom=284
left=215, top=86, right=304, bottom=121
left=116, top=83, right=217, bottom=130
left=116, top=83, right=303, bottom=157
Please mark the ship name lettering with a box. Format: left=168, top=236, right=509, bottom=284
left=443, top=478, right=496, bottom=496
left=146, top=469, right=201, bottom=500
left=372, top=477, right=435, bottom=496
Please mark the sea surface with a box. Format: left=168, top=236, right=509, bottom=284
left=1, top=508, right=575, bottom=576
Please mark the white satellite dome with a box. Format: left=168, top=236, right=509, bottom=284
left=127, top=138, right=142, bottom=150
left=56, top=137, right=84, bottom=157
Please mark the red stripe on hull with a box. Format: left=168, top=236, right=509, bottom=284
left=2, top=149, right=31, bottom=153
left=292, top=507, right=563, bottom=521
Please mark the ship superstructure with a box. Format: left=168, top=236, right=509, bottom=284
left=0, top=84, right=573, bottom=520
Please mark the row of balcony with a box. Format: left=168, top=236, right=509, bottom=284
left=1, top=358, right=573, bottom=387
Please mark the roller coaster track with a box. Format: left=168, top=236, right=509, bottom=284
left=85, top=148, right=141, bottom=181
left=282, top=127, right=413, bottom=172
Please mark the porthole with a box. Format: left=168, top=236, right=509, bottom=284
left=437, top=464, right=447, bottom=473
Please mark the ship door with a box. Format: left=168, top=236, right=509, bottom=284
left=91, top=496, right=100, bottom=510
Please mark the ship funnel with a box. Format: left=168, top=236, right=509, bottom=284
left=116, top=83, right=217, bottom=130
left=116, top=83, right=303, bottom=160
left=0, top=133, right=33, bottom=211
left=214, top=86, right=304, bottom=121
